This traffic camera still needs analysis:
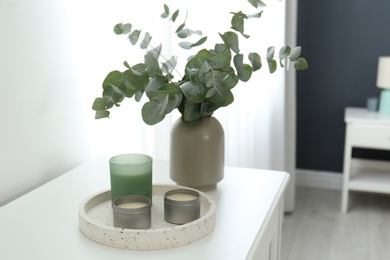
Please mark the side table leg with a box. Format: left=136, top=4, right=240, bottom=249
left=341, top=184, right=349, bottom=213
left=341, top=129, right=352, bottom=213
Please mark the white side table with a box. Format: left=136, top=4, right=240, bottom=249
left=341, top=107, right=390, bottom=212
left=0, top=156, right=289, bottom=260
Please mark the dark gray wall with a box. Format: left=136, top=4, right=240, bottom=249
left=296, top=0, right=390, bottom=172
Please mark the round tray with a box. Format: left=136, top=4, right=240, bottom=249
left=78, top=184, right=216, bottom=250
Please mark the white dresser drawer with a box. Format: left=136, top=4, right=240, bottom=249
left=348, top=124, right=390, bottom=149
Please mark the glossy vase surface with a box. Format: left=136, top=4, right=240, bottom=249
left=170, top=117, right=224, bottom=191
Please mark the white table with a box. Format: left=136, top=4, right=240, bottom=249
left=0, top=156, right=289, bottom=260
left=341, top=107, right=390, bottom=212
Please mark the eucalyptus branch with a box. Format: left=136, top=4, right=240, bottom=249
left=92, top=0, right=308, bottom=125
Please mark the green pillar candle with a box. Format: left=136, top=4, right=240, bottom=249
left=109, top=154, right=153, bottom=202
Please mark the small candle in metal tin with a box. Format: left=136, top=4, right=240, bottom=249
left=112, top=195, right=151, bottom=229
left=164, top=189, right=200, bottom=225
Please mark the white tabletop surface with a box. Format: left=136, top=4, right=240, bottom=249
left=345, top=107, right=390, bottom=125
left=0, top=156, right=289, bottom=260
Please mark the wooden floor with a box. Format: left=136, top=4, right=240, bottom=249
left=281, top=186, right=390, bottom=260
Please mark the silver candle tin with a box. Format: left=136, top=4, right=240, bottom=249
left=164, top=189, right=200, bottom=225
left=112, top=195, right=151, bottom=229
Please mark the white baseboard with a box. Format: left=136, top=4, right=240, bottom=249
left=296, top=159, right=390, bottom=191
left=296, top=169, right=343, bottom=190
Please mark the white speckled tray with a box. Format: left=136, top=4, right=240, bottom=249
left=78, top=184, right=216, bottom=250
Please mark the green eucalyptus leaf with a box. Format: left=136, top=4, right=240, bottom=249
left=164, top=94, right=182, bottom=113
left=222, top=68, right=239, bottom=89
left=268, top=59, right=277, bottom=73
left=175, top=23, right=186, bottom=33
left=124, top=61, right=131, bottom=69
left=204, top=72, right=220, bottom=89
left=165, top=85, right=181, bottom=97
left=219, top=32, right=239, bottom=54
left=142, top=101, right=166, bottom=125
left=161, top=62, right=170, bottom=74
left=147, top=82, right=175, bottom=93
left=240, top=32, right=250, bottom=39
left=233, top=54, right=253, bottom=82
left=177, top=29, right=189, bottom=39
left=161, top=64, right=169, bottom=74
left=185, top=68, right=200, bottom=82
left=172, top=10, right=179, bottom=22
left=113, top=23, right=132, bottom=35
left=147, top=44, right=162, bottom=59
left=163, top=82, right=181, bottom=95
left=154, top=94, right=169, bottom=115
left=294, top=57, right=308, bottom=70
left=248, top=0, right=258, bottom=8
left=129, top=66, right=142, bottom=76
left=203, top=84, right=234, bottom=115
left=205, top=87, right=217, bottom=98
left=192, top=30, right=202, bottom=36
left=238, top=64, right=252, bottom=82
left=131, top=63, right=147, bottom=74
left=129, top=30, right=141, bottom=45
left=258, top=0, right=267, bottom=7
left=231, top=11, right=250, bottom=38
left=279, top=45, right=291, bottom=59
left=113, top=23, right=123, bottom=35
left=231, top=12, right=247, bottom=35
left=177, top=29, right=202, bottom=39
left=161, top=4, right=169, bottom=18
left=164, top=93, right=182, bottom=114
left=289, top=46, right=302, bottom=61
left=147, top=83, right=181, bottom=100
left=182, top=100, right=201, bottom=123
left=92, top=97, right=106, bottom=110
left=204, top=71, right=228, bottom=89
left=144, top=52, right=160, bottom=78
left=135, top=90, right=144, bottom=102
left=279, top=45, right=291, bottom=67
left=95, top=109, right=110, bottom=119
left=144, top=75, right=166, bottom=93
left=163, top=4, right=169, bottom=13
left=210, top=43, right=232, bottom=70
left=191, top=36, right=207, bottom=47
left=247, top=0, right=267, bottom=8
left=103, top=85, right=125, bottom=105
left=247, top=11, right=263, bottom=19
left=248, top=52, right=262, bottom=71
left=206, top=78, right=215, bottom=89
left=102, top=70, right=123, bottom=89
left=186, top=49, right=209, bottom=69
left=179, top=41, right=192, bottom=49
left=141, top=32, right=152, bottom=49
left=200, top=60, right=212, bottom=74
left=210, top=54, right=230, bottom=70
left=162, top=56, right=177, bottom=74
left=267, top=46, right=275, bottom=62
left=234, top=53, right=243, bottom=71
left=214, top=43, right=230, bottom=56
left=181, top=81, right=207, bottom=103
left=122, top=68, right=149, bottom=97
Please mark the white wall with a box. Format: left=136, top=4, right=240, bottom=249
left=0, top=0, right=170, bottom=205
left=0, top=1, right=86, bottom=205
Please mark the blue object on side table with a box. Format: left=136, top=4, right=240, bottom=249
left=379, top=89, right=390, bottom=115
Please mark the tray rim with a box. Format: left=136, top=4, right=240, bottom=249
left=78, top=183, right=216, bottom=250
